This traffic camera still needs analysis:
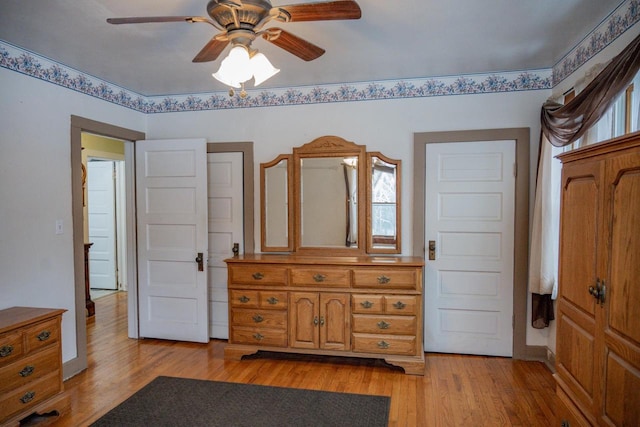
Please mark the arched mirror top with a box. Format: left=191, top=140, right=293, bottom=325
left=260, top=136, right=401, bottom=256
left=294, top=136, right=366, bottom=255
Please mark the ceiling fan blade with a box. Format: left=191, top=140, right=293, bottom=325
left=106, top=16, right=203, bottom=25
left=193, top=37, right=230, bottom=62
left=263, top=28, right=325, bottom=61
left=278, top=1, right=361, bottom=22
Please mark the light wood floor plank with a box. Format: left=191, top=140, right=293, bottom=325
left=57, top=292, right=557, bottom=426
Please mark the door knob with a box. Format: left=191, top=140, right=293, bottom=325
left=428, top=240, right=436, bottom=260
left=195, top=252, right=204, bottom=272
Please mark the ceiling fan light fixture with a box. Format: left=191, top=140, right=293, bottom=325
left=251, top=52, right=280, bottom=86
left=212, top=45, right=252, bottom=88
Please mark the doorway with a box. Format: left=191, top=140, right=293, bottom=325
left=413, top=128, right=542, bottom=360
left=67, top=116, right=255, bottom=377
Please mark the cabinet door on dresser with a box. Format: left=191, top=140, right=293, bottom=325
left=600, top=149, right=640, bottom=426
left=556, top=159, right=602, bottom=418
left=289, top=292, right=350, bottom=351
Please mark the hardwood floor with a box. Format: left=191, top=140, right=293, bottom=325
left=58, top=292, right=557, bottom=426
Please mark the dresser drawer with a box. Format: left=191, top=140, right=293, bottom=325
left=25, top=318, right=60, bottom=353
left=229, top=264, right=287, bottom=285
left=230, top=290, right=288, bottom=310
left=290, top=267, right=351, bottom=287
left=352, top=295, right=384, bottom=314
left=231, top=309, right=287, bottom=329
left=352, top=314, right=417, bottom=335
left=258, top=291, right=288, bottom=309
left=0, top=371, right=61, bottom=421
left=231, top=326, right=288, bottom=347
left=352, top=333, right=416, bottom=355
left=384, top=295, right=418, bottom=315
left=0, top=331, right=24, bottom=367
left=230, top=290, right=260, bottom=308
left=352, top=269, right=417, bottom=289
left=0, top=345, right=59, bottom=395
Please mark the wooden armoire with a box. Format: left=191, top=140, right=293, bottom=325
left=555, top=131, right=640, bottom=426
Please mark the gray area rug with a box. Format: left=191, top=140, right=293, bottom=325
left=91, top=376, right=390, bottom=427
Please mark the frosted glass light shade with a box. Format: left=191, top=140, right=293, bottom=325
left=212, top=46, right=252, bottom=88
left=251, top=53, right=280, bottom=86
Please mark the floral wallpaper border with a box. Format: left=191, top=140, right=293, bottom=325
left=553, top=0, right=640, bottom=84
left=0, top=0, right=637, bottom=113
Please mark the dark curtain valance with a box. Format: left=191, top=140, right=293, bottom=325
left=541, top=33, right=640, bottom=147
left=532, top=32, right=640, bottom=329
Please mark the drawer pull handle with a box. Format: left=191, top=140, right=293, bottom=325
left=320, top=316, right=325, bottom=326
left=313, top=274, right=326, bottom=283
left=20, top=365, right=35, bottom=377
left=393, top=301, right=406, bottom=310
left=377, top=341, right=390, bottom=349
left=266, top=297, right=279, bottom=305
left=360, top=301, right=373, bottom=309
left=313, top=316, right=319, bottom=326
left=37, top=330, right=51, bottom=341
left=377, top=275, right=391, bottom=284
left=377, top=320, right=391, bottom=329
left=239, top=296, right=250, bottom=303
left=0, top=345, right=13, bottom=357
left=20, top=391, right=36, bottom=404
left=252, top=272, right=264, bottom=280
left=253, top=333, right=264, bottom=341
left=252, top=314, right=264, bottom=323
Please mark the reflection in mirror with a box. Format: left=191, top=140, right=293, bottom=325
left=300, top=157, right=358, bottom=248
left=261, top=155, right=292, bottom=251
left=368, top=153, right=401, bottom=253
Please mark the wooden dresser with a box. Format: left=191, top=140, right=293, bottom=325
left=225, top=254, right=425, bottom=375
left=0, top=307, right=69, bottom=426
left=555, top=132, right=640, bottom=426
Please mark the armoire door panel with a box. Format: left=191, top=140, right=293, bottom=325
left=559, top=170, right=600, bottom=316
left=557, top=311, right=596, bottom=399
left=602, top=350, right=640, bottom=426
left=607, top=159, right=640, bottom=345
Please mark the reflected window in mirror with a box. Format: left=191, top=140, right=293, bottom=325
left=367, top=153, right=401, bottom=253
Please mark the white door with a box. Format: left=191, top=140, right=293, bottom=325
left=424, top=140, right=515, bottom=357
left=136, top=139, right=209, bottom=343
left=207, top=152, right=244, bottom=338
left=87, top=160, right=118, bottom=290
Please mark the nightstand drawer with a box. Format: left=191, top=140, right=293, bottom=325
left=352, top=333, right=416, bottom=355
left=229, top=264, right=287, bottom=285
left=0, top=331, right=24, bottom=367
left=25, top=318, right=59, bottom=353
left=352, top=315, right=417, bottom=335
left=352, top=269, right=417, bottom=289
left=0, top=346, right=59, bottom=395
left=290, top=267, right=351, bottom=287
left=0, top=371, right=60, bottom=421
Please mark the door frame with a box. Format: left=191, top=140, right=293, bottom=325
left=68, top=116, right=144, bottom=378
left=413, top=128, right=542, bottom=360
left=67, top=117, right=256, bottom=378
left=206, top=142, right=255, bottom=256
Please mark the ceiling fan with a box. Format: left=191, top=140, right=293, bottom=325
left=107, top=0, right=361, bottom=64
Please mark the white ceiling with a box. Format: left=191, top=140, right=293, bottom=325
left=0, top=0, right=624, bottom=96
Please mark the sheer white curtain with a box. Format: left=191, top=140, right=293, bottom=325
left=528, top=138, right=562, bottom=299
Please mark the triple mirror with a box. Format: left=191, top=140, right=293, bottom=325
left=261, top=136, right=401, bottom=254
